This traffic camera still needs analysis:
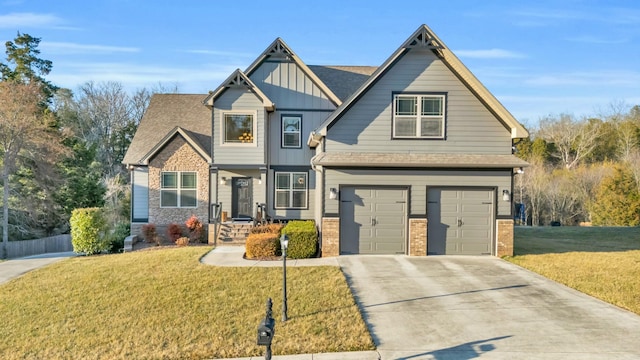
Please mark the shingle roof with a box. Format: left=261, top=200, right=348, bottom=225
left=308, top=65, right=377, bottom=101
left=312, top=152, right=529, bottom=168
left=122, top=94, right=211, bottom=165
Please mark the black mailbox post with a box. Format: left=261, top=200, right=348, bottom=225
left=257, top=298, right=275, bottom=360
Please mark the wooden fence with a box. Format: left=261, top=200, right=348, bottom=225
left=6, top=234, right=73, bottom=259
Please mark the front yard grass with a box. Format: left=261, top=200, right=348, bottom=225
left=507, top=226, right=640, bottom=316
left=0, top=247, right=374, bottom=359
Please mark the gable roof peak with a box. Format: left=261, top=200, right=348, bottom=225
left=266, top=37, right=294, bottom=59
left=203, top=68, right=275, bottom=110
left=403, top=24, right=444, bottom=50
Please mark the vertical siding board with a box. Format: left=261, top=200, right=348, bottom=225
left=325, top=49, right=511, bottom=154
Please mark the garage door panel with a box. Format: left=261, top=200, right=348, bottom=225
left=428, top=188, right=494, bottom=255
left=340, top=187, right=407, bottom=255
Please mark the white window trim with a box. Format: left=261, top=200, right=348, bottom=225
left=392, top=94, right=446, bottom=139
left=282, top=115, right=302, bottom=148
left=160, top=171, right=198, bottom=208
left=274, top=172, right=308, bottom=209
left=221, top=110, right=258, bottom=147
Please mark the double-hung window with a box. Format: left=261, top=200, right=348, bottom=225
left=275, top=172, right=307, bottom=209
left=161, top=171, right=197, bottom=208
left=282, top=115, right=301, bottom=148
left=223, top=112, right=255, bottom=145
left=393, top=94, right=446, bottom=139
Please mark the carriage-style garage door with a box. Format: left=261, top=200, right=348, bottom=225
left=427, top=188, right=494, bottom=255
left=340, top=187, right=407, bottom=254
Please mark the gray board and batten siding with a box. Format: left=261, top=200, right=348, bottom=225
left=325, top=49, right=512, bottom=154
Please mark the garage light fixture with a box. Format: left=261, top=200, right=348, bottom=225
left=219, top=177, right=227, bottom=185
left=516, top=167, right=524, bottom=174
left=502, top=189, right=510, bottom=202
left=329, top=188, right=338, bottom=200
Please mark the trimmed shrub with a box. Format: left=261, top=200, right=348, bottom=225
left=185, top=215, right=205, bottom=243
left=70, top=208, right=108, bottom=255
left=167, top=223, right=183, bottom=242
left=106, top=222, right=130, bottom=253
left=245, top=232, right=280, bottom=259
left=250, top=223, right=284, bottom=235
left=175, top=237, right=190, bottom=247
left=281, top=220, right=317, bottom=259
left=141, top=224, right=158, bottom=244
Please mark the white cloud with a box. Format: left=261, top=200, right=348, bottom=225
left=525, top=71, right=640, bottom=87
left=48, top=61, right=238, bottom=93
left=565, top=36, right=628, bottom=45
left=455, top=49, right=526, bottom=59
left=0, top=12, right=62, bottom=28
left=41, top=42, right=140, bottom=54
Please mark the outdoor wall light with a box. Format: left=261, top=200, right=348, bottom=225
left=329, top=188, right=338, bottom=200
left=516, top=167, right=524, bottom=174
left=219, top=177, right=227, bottom=185
left=502, top=189, right=510, bottom=202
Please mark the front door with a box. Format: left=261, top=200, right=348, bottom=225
left=232, top=177, right=252, bottom=219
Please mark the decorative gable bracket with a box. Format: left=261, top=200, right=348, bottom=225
left=403, top=26, right=444, bottom=50
left=266, top=38, right=293, bottom=60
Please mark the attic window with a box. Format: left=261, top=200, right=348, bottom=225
left=223, top=112, right=256, bottom=145
left=393, top=94, right=446, bottom=139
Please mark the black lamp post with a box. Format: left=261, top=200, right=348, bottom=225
left=280, top=234, right=289, bottom=322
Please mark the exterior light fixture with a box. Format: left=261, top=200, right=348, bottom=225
left=516, top=167, right=524, bottom=174
left=219, top=177, right=227, bottom=185
left=502, top=189, right=510, bottom=202
left=329, top=188, right=338, bottom=200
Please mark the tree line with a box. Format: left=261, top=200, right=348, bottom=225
left=515, top=106, right=640, bottom=226
left=0, top=32, right=175, bottom=258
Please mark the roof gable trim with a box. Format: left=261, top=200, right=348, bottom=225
left=140, top=127, right=212, bottom=165
left=204, top=69, right=275, bottom=111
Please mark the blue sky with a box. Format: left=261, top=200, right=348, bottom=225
left=1, top=0, right=639, bottom=126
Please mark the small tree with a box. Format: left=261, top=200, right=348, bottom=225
left=70, top=208, right=108, bottom=255
left=590, top=166, right=640, bottom=226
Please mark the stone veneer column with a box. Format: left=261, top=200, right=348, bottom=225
left=497, top=219, right=514, bottom=257
left=321, top=217, right=340, bottom=257
left=409, top=218, right=427, bottom=256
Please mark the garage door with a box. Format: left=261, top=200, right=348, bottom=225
left=340, top=187, right=407, bottom=254
left=427, top=188, right=494, bottom=255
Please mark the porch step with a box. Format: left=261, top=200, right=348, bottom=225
left=215, top=222, right=254, bottom=245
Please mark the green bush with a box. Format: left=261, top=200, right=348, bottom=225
left=250, top=223, right=283, bottom=235
left=70, top=208, right=108, bottom=255
left=281, top=220, right=317, bottom=259
left=106, top=222, right=130, bottom=253
left=245, top=233, right=280, bottom=259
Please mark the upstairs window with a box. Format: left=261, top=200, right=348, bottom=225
left=223, top=112, right=255, bottom=145
left=393, top=94, right=445, bottom=139
left=275, top=172, right=307, bottom=209
left=161, top=171, right=197, bottom=208
left=282, top=115, right=301, bottom=148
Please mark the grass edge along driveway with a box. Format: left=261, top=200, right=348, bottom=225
left=0, top=246, right=374, bottom=359
left=506, top=226, right=640, bottom=316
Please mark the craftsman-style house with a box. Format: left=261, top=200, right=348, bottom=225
left=122, top=24, right=528, bottom=257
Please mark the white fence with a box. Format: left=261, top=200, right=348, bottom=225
left=6, top=234, right=73, bottom=258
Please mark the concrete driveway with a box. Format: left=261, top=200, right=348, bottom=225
left=338, top=255, right=640, bottom=360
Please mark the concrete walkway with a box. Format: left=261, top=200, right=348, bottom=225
left=0, top=251, right=77, bottom=285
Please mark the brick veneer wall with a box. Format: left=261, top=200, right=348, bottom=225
left=409, top=218, right=427, bottom=256
left=496, top=219, right=514, bottom=257
left=148, top=136, right=210, bottom=227
left=321, top=217, right=340, bottom=257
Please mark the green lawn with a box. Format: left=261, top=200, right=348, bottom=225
left=507, top=226, right=640, bottom=315
left=0, top=247, right=374, bottom=359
